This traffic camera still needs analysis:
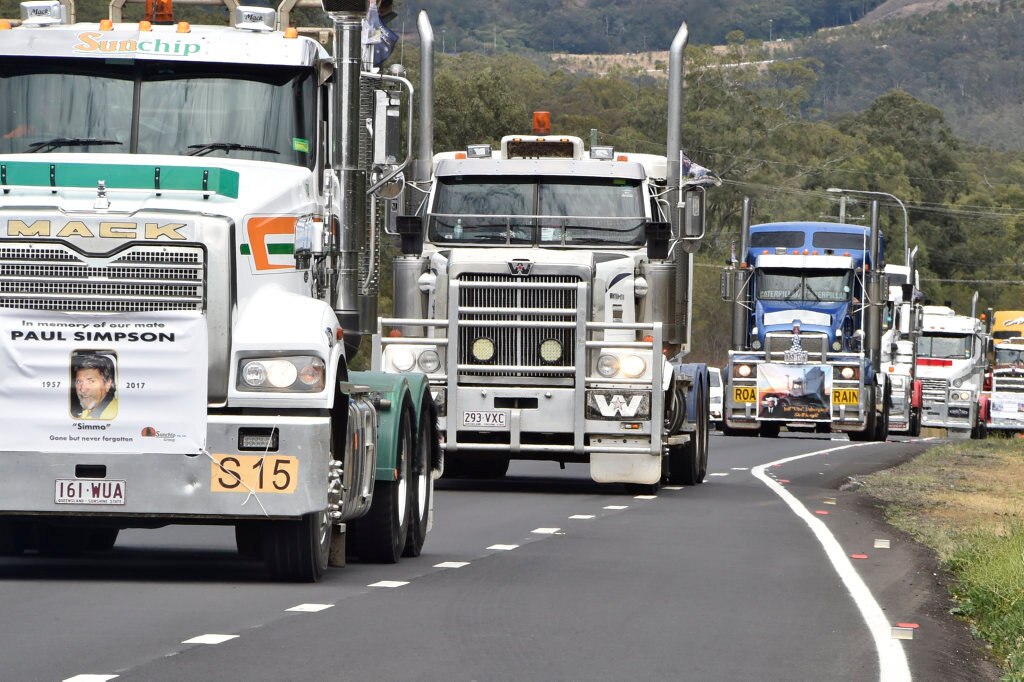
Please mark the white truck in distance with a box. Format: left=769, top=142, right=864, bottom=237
left=0, top=0, right=440, bottom=581
left=880, top=261, right=922, bottom=436
left=374, top=22, right=716, bottom=490
left=916, top=304, right=990, bottom=438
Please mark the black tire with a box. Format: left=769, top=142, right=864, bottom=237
left=849, top=386, right=877, bottom=442
left=88, top=528, right=119, bottom=552
left=873, top=379, right=891, bottom=442
left=971, top=416, right=988, bottom=440
left=0, top=520, right=25, bottom=556
left=349, top=404, right=413, bottom=563
left=36, top=525, right=90, bottom=556
left=262, top=510, right=331, bottom=582
left=909, top=408, right=922, bottom=437
left=759, top=422, right=781, bottom=438
left=235, top=523, right=262, bottom=559
left=404, top=399, right=436, bottom=558
left=624, top=479, right=662, bottom=495
left=669, top=379, right=709, bottom=485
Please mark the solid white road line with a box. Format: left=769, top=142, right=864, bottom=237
left=286, top=603, right=333, bottom=612
left=752, top=443, right=911, bottom=682
left=182, top=634, right=239, bottom=645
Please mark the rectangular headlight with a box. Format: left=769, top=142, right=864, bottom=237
left=237, top=356, right=326, bottom=392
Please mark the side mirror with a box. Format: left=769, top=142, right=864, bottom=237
left=646, top=221, right=671, bottom=260
left=396, top=215, right=424, bottom=256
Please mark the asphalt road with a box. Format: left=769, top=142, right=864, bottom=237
left=0, top=433, right=1000, bottom=681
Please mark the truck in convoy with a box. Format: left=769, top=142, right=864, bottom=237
left=720, top=202, right=889, bottom=440
left=373, top=22, right=717, bottom=490
left=880, top=256, right=923, bottom=436
left=0, top=0, right=440, bottom=581
left=916, top=298, right=990, bottom=438
left=982, top=309, right=1024, bottom=433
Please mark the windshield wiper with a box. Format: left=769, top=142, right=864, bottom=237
left=804, top=284, right=822, bottom=302
left=25, top=138, right=123, bottom=153
left=784, top=283, right=804, bottom=300
left=187, top=142, right=279, bottom=157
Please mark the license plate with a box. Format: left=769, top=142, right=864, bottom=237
left=211, top=455, right=299, bottom=493
left=733, top=386, right=757, bottom=403
left=55, top=479, right=126, bottom=505
left=832, top=389, right=859, bottom=405
left=463, top=411, right=507, bottom=428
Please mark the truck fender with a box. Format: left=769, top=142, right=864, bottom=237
left=349, top=371, right=433, bottom=481
left=911, top=379, right=923, bottom=409
left=978, top=393, right=990, bottom=423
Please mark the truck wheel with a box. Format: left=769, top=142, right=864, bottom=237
left=874, top=380, right=890, bottom=442
left=849, top=388, right=877, bottom=442
left=88, top=528, right=119, bottom=552
left=909, top=409, right=922, bottom=438
left=404, top=400, right=436, bottom=558
left=262, top=510, right=331, bottom=582
left=235, top=523, right=262, bottom=559
left=971, top=418, right=988, bottom=440
left=669, top=379, right=708, bottom=486
left=0, top=520, right=25, bottom=556
left=349, top=404, right=413, bottom=563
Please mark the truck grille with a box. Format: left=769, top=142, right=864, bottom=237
left=0, top=242, right=205, bottom=313
left=457, top=273, right=580, bottom=381
left=920, top=378, right=947, bottom=403
left=765, top=332, right=827, bottom=361
left=992, top=372, right=1024, bottom=393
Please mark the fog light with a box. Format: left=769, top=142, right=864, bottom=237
left=472, top=338, right=495, bottom=363
left=540, top=339, right=562, bottom=363
left=832, top=340, right=842, bottom=351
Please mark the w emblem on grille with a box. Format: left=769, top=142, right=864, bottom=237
left=508, top=260, right=533, bottom=276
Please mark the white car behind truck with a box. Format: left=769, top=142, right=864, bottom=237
left=0, top=0, right=440, bottom=580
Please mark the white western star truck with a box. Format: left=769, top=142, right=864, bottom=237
left=373, top=22, right=716, bottom=490
left=0, top=0, right=440, bottom=581
left=880, top=255, right=922, bottom=436
left=916, top=298, right=990, bottom=438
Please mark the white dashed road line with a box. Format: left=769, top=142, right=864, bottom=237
left=603, top=505, right=629, bottom=510
left=532, top=527, right=561, bottom=534
left=487, top=544, right=519, bottom=551
left=569, top=514, right=595, bottom=519
left=368, top=580, right=409, bottom=588
left=633, top=494, right=657, bottom=500
left=182, top=634, right=239, bottom=645
left=435, top=561, right=470, bottom=568
left=752, top=443, right=910, bottom=682
left=63, top=676, right=118, bottom=682
left=286, top=603, right=333, bottom=613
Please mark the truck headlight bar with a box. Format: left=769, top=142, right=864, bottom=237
left=238, top=356, right=326, bottom=392
left=539, top=339, right=563, bottom=363
left=472, top=337, right=496, bottom=363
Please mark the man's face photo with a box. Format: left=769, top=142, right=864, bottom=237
left=75, top=366, right=112, bottom=411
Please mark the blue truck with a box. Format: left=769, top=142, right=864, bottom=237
left=720, top=200, right=889, bottom=440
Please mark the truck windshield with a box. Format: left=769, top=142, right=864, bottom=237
left=428, top=175, right=646, bottom=246
left=917, top=334, right=972, bottom=359
left=755, top=268, right=853, bottom=303
left=0, top=57, right=315, bottom=167
left=995, top=348, right=1024, bottom=366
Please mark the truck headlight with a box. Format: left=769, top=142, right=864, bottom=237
left=736, top=364, right=752, bottom=378
left=953, top=378, right=963, bottom=387
left=391, top=347, right=416, bottom=372
left=417, top=349, right=441, bottom=373
left=621, top=355, right=647, bottom=378
left=841, top=367, right=855, bottom=379
left=238, top=356, right=325, bottom=392
left=597, top=354, right=620, bottom=377
left=472, top=337, right=496, bottom=363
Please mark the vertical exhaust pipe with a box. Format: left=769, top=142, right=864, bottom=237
left=731, top=198, right=751, bottom=351
left=327, top=0, right=369, bottom=350
left=866, top=201, right=882, bottom=372
left=413, top=11, right=434, bottom=203
left=666, top=21, right=688, bottom=347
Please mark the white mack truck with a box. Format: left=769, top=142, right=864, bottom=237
left=0, top=0, right=440, bottom=581
left=916, top=299, right=990, bottom=438
left=373, top=22, right=716, bottom=490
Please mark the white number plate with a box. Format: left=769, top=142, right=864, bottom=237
left=462, top=411, right=507, bottom=428
left=55, top=479, right=126, bottom=505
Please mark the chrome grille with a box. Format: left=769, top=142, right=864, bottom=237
left=457, top=273, right=580, bottom=381
left=920, top=378, right=947, bottom=403
left=0, top=242, right=205, bottom=313
left=992, top=372, right=1024, bottom=393
left=766, top=333, right=827, bottom=361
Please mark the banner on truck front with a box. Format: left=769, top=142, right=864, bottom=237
left=0, top=310, right=208, bottom=454
left=757, top=363, right=832, bottom=421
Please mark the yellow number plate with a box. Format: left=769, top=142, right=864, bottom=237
left=733, top=386, right=757, bottom=403
left=210, top=454, right=298, bottom=494
left=832, top=389, right=860, bottom=406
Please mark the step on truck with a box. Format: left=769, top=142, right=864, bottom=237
left=720, top=200, right=889, bottom=440
left=372, top=22, right=717, bottom=490
left=0, top=0, right=440, bottom=581
left=916, top=296, right=990, bottom=438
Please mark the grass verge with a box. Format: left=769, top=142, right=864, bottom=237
left=860, top=437, right=1024, bottom=680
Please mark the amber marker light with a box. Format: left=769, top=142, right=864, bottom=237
left=139, top=20, right=152, bottom=30
left=176, top=21, right=190, bottom=32
left=99, top=18, right=113, bottom=30
left=284, top=27, right=298, bottom=38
